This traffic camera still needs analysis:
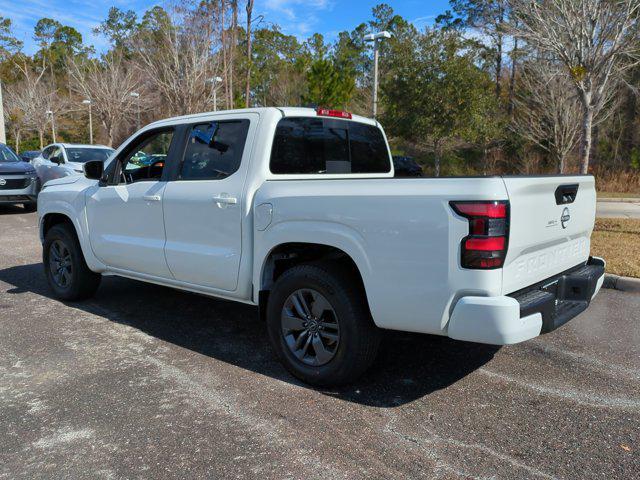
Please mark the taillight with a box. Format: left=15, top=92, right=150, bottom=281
left=450, top=201, right=509, bottom=269
left=316, top=108, right=353, bottom=119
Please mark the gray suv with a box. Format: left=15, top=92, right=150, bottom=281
left=0, top=143, right=38, bottom=211
left=32, top=143, right=114, bottom=187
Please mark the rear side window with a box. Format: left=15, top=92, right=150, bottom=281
left=179, top=120, right=250, bottom=180
left=270, top=117, right=390, bottom=174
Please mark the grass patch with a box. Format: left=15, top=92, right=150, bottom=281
left=591, top=218, right=640, bottom=278
left=597, top=191, right=640, bottom=199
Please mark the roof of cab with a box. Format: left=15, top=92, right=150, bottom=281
left=147, top=107, right=378, bottom=128
left=58, top=143, right=113, bottom=149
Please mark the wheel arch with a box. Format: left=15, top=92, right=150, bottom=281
left=41, top=212, right=75, bottom=240
left=39, top=208, right=106, bottom=273
left=256, top=241, right=373, bottom=323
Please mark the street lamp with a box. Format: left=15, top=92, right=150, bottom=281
left=82, top=100, right=93, bottom=144
left=205, top=76, right=223, bottom=112
left=130, top=92, right=141, bottom=130
left=46, top=110, right=56, bottom=143
left=364, top=31, right=392, bottom=119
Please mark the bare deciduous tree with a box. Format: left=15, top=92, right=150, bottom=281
left=3, top=82, right=28, bottom=151
left=68, top=52, right=140, bottom=147
left=512, top=62, right=582, bottom=173
left=133, top=5, right=221, bottom=117
left=14, top=58, right=67, bottom=148
left=512, top=0, right=640, bottom=173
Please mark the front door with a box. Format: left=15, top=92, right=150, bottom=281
left=86, top=128, right=177, bottom=278
left=162, top=115, right=256, bottom=291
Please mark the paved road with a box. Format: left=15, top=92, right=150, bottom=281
left=1, top=205, right=639, bottom=480
left=597, top=200, right=640, bottom=219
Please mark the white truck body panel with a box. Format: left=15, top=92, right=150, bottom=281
left=253, top=177, right=508, bottom=334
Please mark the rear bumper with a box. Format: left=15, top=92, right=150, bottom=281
left=447, top=257, right=605, bottom=345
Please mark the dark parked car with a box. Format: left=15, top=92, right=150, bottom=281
left=19, top=150, right=41, bottom=163
left=392, top=156, right=423, bottom=177
left=0, top=143, right=38, bottom=211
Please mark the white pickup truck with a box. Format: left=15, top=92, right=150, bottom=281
left=38, top=107, right=605, bottom=385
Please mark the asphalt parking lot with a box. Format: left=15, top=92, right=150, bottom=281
left=1, top=206, right=639, bottom=480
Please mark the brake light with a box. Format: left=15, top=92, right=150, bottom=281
left=450, top=201, right=509, bottom=269
left=316, top=108, right=352, bottom=119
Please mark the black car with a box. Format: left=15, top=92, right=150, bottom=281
left=392, top=156, right=423, bottom=177
left=0, top=143, right=39, bottom=211
left=19, top=150, right=41, bottom=163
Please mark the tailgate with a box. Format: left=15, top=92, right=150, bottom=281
left=501, top=176, right=596, bottom=294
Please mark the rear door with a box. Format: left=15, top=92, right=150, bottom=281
left=501, top=176, right=596, bottom=294
left=162, top=114, right=257, bottom=291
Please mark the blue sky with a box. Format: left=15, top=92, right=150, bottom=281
left=0, top=0, right=451, bottom=54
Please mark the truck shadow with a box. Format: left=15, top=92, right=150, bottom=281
left=0, top=262, right=499, bottom=408
left=0, top=205, right=32, bottom=215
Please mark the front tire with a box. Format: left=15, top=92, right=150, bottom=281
left=43, top=223, right=101, bottom=301
left=266, top=263, right=381, bottom=386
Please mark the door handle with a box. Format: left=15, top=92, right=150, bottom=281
left=143, top=195, right=162, bottom=202
left=213, top=194, right=238, bottom=206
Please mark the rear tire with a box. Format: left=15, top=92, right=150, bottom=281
left=43, top=223, right=101, bottom=301
left=266, top=263, right=380, bottom=386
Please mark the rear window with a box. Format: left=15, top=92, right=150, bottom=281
left=270, top=117, right=390, bottom=174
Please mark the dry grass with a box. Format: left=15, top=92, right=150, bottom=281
left=591, top=218, right=640, bottom=278
left=593, top=167, right=640, bottom=195
left=597, top=191, right=640, bottom=199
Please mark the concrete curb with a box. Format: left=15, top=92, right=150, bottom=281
left=597, top=197, right=640, bottom=203
left=603, top=274, right=640, bottom=293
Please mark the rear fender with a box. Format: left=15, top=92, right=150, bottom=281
left=254, top=220, right=374, bottom=311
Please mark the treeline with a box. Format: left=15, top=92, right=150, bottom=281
left=0, top=1, right=639, bottom=189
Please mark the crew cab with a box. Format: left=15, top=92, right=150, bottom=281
left=37, top=107, right=605, bottom=385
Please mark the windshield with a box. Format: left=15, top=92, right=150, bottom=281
left=66, top=148, right=114, bottom=163
left=0, top=144, right=21, bottom=163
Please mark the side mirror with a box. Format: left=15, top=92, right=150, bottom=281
left=50, top=156, right=62, bottom=165
left=84, top=160, right=104, bottom=180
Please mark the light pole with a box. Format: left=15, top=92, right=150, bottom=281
left=46, top=110, right=56, bottom=143
left=130, top=92, right=141, bottom=130
left=364, top=31, right=391, bottom=119
left=206, top=76, right=223, bottom=112
left=0, top=80, right=6, bottom=145
left=82, top=99, right=93, bottom=144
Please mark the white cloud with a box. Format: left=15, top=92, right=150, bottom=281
left=0, top=0, right=152, bottom=54
left=258, top=0, right=333, bottom=39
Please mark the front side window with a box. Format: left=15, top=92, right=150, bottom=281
left=270, top=117, right=391, bottom=174
left=179, top=120, right=250, bottom=180
left=116, top=130, right=174, bottom=184
left=49, top=147, right=64, bottom=164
